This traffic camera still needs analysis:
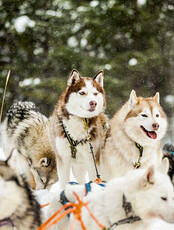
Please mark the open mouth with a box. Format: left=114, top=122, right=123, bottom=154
left=140, top=126, right=157, bottom=139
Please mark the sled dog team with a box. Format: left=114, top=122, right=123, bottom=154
left=1, top=69, right=174, bottom=230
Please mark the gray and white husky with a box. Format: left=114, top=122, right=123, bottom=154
left=0, top=150, right=42, bottom=230
left=2, top=101, right=58, bottom=190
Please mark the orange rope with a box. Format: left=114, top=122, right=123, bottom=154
left=38, top=191, right=105, bottom=230
left=38, top=203, right=75, bottom=230
left=40, top=203, right=50, bottom=208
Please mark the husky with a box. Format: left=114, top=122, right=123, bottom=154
left=163, top=143, right=174, bottom=185
left=2, top=101, right=58, bottom=190
left=0, top=150, right=42, bottom=230
left=49, top=69, right=108, bottom=189
left=45, top=159, right=174, bottom=230
left=100, top=90, right=168, bottom=181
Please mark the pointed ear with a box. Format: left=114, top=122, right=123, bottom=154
left=153, top=92, right=160, bottom=104
left=128, top=90, right=137, bottom=110
left=93, top=70, right=104, bottom=87
left=39, top=157, right=51, bottom=167
left=158, top=158, right=169, bottom=174
left=67, top=69, right=81, bottom=86
left=141, top=166, right=155, bottom=188
left=7, top=149, right=30, bottom=175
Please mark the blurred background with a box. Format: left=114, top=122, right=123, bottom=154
left=0, top=0, right=173, bottom=143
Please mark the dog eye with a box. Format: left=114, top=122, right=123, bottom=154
left=156, top=114, right=159, bottom=118
left=28, top=158, right=32, bottom=166
left=161, top=197, right=167, bottom=201
left=94, top=92, right=98, bottom=96
left=141, top=114, right=148, bottom=117
left=40, top=177, right=46, bottom=184
left=79, top=91, right=85, bottom=95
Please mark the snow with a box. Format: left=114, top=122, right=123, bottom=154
left=90, top=1, right=99, bottom=8
left=67, top=36, right=78, bottom=48
left=19, top=78, right=41, bottom=87
left=164, top=95, right=174, bottom=105
left=137, top=0, right=146, bottom=6
left=129, top=58, right=138, bottom=66
left=14, top=15, right=35, bottom=33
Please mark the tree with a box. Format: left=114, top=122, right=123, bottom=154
left=0, top=0, right=173, bottom=119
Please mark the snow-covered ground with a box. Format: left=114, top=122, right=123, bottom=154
left=0, top=127, right=174, bottom=230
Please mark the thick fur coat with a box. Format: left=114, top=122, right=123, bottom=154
left=49, top=69, right=108, bottom=189
left=100, top=90, right=168, bottom=181
left=0, top=151, right=41, bottom=230
left=45, top=159, right=174, bottom=230
left=2, top=101, right=58, bottom=189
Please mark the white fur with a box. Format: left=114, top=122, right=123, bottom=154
left=45, top=164, right=174, bottom=230
left=66, top=80, right=104, bottom=118
left=100, top=91, right=168, bottom=181
left=0, top=178, right=23, bottom=219
left=50, top=73, right=106, bottom=189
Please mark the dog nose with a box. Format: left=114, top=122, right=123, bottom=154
left=152, top=123, right=159, bottom=130
left=89, top=100, right=97, bottom=108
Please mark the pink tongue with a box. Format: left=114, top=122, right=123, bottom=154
left=147, top=131, right=157, bottom=139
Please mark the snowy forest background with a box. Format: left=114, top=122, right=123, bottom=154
left=0, top=0, right=174, bottom=143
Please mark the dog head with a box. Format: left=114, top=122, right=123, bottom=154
left=64, top=69, right=106, bottom=118
left=131, top=159, right=174, bottom=223
left=28, top=148, right=58, bottom=190
left=124, top=90, right=167, bottom=146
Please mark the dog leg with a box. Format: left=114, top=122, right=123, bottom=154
left=72, top=164, right=87, bottom=184
left=57, top=157, right=71, bottom=189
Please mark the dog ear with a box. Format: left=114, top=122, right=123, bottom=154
left=67, top=69, right=81, bottom=86
left=128, top=90, right=137, bottom=110
left=141, top=166, right=155, bottom=188
left=7, top=149, right=30, bottom=175
left=39, top=157, right=51, bottom=167
left=153, top=92, right=160, bottom=104
left=7, top=149, right=36, bottom=188
left=93, top=70, right=104, bottom=87
left=158, top=158, right=169, bottom=174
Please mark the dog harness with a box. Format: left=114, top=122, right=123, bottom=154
left=60, top=182, right=140, bottom=228
left=108, top=194, right=141, bottom=229
left=133, top=143, right=143, bottom=169
left=0, top=218, right=15, bottom=229
left=60, top=181, right=105, bottom=217
left=61, top=122, right=88, bottom=159
left=62, top=118, right=101, bottom=180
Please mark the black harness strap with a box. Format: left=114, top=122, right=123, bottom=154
left=133, top=142, right=143, bottom=169
left=110, top=216, right=141, bottom=228
left=62, top=122, right=86, bottom=159
left=110, top=194, right=141, bottom=228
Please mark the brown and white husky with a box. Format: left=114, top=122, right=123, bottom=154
left=0, top=150, right=42, bottom=230
left=2, top=101, right=58, bottom=190
left=100, top=90, right=168, bottom=181
left=49, top=69, right=108, bottom=189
